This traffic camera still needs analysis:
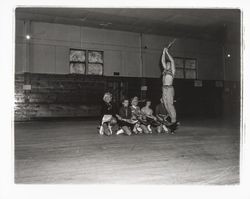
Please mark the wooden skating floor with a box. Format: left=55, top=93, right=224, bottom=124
left=14, top=118, right=240, bottom=184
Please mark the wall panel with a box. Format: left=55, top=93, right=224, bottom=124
left=30, top=44, right=56, bottom=73
left=15, top=20, right=227, bottom=80
left=15, top=43, right=26, bottom=73
left=55, top=46, right=70, bottom=74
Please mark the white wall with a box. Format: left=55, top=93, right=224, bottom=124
left=223, top=22, right=241, bottom=81
left=80, top=27, right=141, bottom=77
left=16, top=20, right=142, bottom=77
left=15, top=20, right=26, bottom=73
left=15, top=20, right=226, bottom=80
left=141, top=34, right=223, bottom=79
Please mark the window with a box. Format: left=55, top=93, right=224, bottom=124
left=69, top=49, right=86, bottom=74
left=174, top=57, right=197, bottom=79
left=69, top=49, right=104, bottom=75
left=87, top=50, right=104, bottom=75
left=174, top=58, right=185, bottom=79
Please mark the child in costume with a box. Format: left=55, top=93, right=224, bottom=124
left=99, top=92, right=119, bottom=135
left=140, top=100, right=161, bottom=134
left=116, top=98, right=137, bottom=136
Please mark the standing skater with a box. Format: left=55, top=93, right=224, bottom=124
left=161, top=40, right=179, bottom=131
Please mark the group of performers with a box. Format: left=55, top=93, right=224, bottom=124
left=99, top=93, right=178, bottom=136
left=99, top=40, right=180, bottom=136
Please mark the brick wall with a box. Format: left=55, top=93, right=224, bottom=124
left=15, top=73, right=240, bottom=121
left=15, top=73, right=106, bottom=121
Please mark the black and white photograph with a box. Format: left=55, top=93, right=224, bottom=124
left=14, top=6, right=241, bottom=184
left=1, top=1, right=250, bottom=199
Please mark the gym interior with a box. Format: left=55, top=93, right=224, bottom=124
left=14, top=8, right=241, bottom=184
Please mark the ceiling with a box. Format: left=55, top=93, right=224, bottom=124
left=16, top=8, right=241, bottom=41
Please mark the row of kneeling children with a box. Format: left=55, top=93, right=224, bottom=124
left=99, top=92, right=174, bottom=136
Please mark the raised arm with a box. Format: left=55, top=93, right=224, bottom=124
left=165, top=49, right=175, bottom=76
left=161, top=48, right=167, bottom=70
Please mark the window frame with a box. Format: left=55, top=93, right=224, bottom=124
left=174, top=57, right=197, bottom=79
left=87, top=50, right=104, bottom=76
left=69, top=48, right=104, bottom=76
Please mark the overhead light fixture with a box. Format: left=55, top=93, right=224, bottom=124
left=227, top=54, right=231, bottom=58
left=26, top=34, right=31, bottom=40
